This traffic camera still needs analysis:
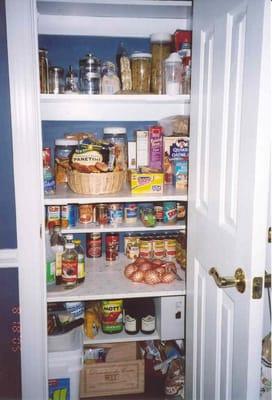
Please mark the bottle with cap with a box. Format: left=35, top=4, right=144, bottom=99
left=73, top=239, right=85, bottom=284
left=150, top=32, right=172, bottom=94
left=164, top=52, right=183, bottom=95
left=50, top=225, right=65, bottom=285
left=61, top=241, right=78, bottom=289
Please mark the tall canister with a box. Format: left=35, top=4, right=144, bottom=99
left=150, top=33, right=172, bottom=94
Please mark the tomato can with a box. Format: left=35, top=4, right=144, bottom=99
left=139, top=236, right=153, bottom=258
left=47, top=205, right=61, bottom=230
left=96, top=203, right=108, bottom=225
left=101, top=300, right=123, bottom=334
left=86, top=233, right=102, bottom=258
left=165, top=237, right=177, bottom=261
left=105, top=233, right=119, bottom=261
left=79, top=204, right=95, bottom=224
left=152, top=237, right=165, bottom=259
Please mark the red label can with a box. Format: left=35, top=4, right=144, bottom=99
left=86, top=233, right=102, bottom=258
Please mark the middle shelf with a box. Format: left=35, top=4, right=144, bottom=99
left=47, top=254, right=186, bottom=302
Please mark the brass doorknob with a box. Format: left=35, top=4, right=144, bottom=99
left=209, top=267, right=246, bottom=293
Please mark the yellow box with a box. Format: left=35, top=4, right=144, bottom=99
left=130, top=172, right=164, bottom=194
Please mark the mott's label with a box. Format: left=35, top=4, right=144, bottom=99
left=130, top=172, right=164, bottom=194
left=102, top=300, right=123, bottom=333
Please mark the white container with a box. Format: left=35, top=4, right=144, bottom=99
left=48, top=327, right=83, bottom=400
left=164, top=52, right=183, bottom=95
left=155, top=296, right=185, bottom=340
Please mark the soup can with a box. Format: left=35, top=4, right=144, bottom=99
left=86, top=233, right=102, bottom=258
left=108, top=203, right=124, bottom=225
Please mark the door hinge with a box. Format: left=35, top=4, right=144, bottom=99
left=252, top=277, right=263, bottom=299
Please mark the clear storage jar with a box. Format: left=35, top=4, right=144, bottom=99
left=151, top=33, right=172, bottom=94
left=131, top=52, right=152, bottom=93
left=103, top=127, right=127, bottom=171
left=49, top=66, right=64, bottom=94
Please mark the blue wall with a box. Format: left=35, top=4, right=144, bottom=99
left=0, top=0, right=17, bottom=249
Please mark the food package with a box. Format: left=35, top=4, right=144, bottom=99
left=70, top=141, right=116, bottom=173
left=159, top=115, right=190, bottom=136
left=84, top=301, right=102, bottom=339
left=172, top=159, right=188, bottom=189
left=163, top=136, right=189, bottom=184
left=130, top=170, right=164, bottom=194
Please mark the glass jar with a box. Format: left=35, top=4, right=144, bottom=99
left=79, top=53, right=101, bottom=94
left=54, top=139, right=78, bottom=184
left=150, top=33, right=172, bottom=94
left=103, top=127, right=127, bottom=170
left=65, top=65, right=79, bottom=93
left=39, top=48, right=49, bottom=93
left=131, top=52, right=151, bottom=93
left=164, top=52, right=183, bottom=95
left=49, top=66, right=64, bottom=94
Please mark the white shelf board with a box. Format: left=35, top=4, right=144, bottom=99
left=61, top=220, right=185, bottom=234
left=44, top=183, right=188, bottom=205
left=40, top=94, right=190, bottom=121
left=84, top=329, right=160, bottom=345
left=47, top=254, right=186, bottom=302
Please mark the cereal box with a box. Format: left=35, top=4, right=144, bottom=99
left=163, top=136, right=189, bottom=184
left=172, top=160, right=188, bottom=189
left=149, top=126, right=163, bottom=170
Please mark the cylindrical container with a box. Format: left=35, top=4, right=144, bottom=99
left=96, top=204, right=108, bottom=225
left=154, top=202, right=164, bottom=223
left=105, top=233, right=119, bottom=262
left=151, top=33, right=172, bottom=94
left=47, top=205, right=61, bottom=230
left=124, top=234, right=140, bottom=260
left=141, top=207, right=156, bottom=227
left=131, top=52, right=151, bottom=93
left=124, top=203, right=138, bottom=224
left=140, top=298, right=155, bottom=334
left=54, top=139, right=78, bottom=184
left=152, top=237, right=165, bottom=259
left=49, top=66, right=64, bottom=94
left=107, top=203, right=124, bottom=226
left=39, top=48, right=49, bottom=93
left=139, top=237, right=153, bottom=258
left=124, top=299, right=140, bottom=335
left=176, top=202, right=186, bottom=220
left=61, top=242, right=78, bottom=289
left=164, top=52, right=183, bottom=95
left=86, top=233, right=102, bottom=258
left=164, top=236, right=177, bottom=261
left=79, top=54, right=101, bottom=94
left=73, top=239, right=85, bottom=283
left=65, top=65, right=79, bottom=93
left=103, top=127, right=127, bottom=171
left=163, top=201, right=177, bottom=224
left=78, top=204, right=95, bottom=224
left=61, top=205, right=78, bottom=228
left=101, top=300, right=123, bottom=334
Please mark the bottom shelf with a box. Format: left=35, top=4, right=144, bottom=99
left=84, top=329, right=160, bottom=345
left=81, top=394, right=166, bottom=400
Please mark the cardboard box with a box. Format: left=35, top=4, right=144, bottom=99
left=163, top=136, right=189, bottom=184
left=172, top=160, right=188, bottom=189
left=130, top=171, right=164, bottom=194
left=136, top=130, right=149, bottom=168
left=86, top=342, right=137, bottom=363
left=80, top=344, right=144, bottom=398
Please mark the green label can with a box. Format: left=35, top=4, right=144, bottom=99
left=101, top=300, right=123, bottom=334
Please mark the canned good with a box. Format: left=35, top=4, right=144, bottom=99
left=105, top=233, right=119, bottom=257
left=165, top=237, right=177, bottom=261
left=108, top=203, right=124, bottom=225
left=96, top=204, right=108, bottom=225
left=124, top=235, right=140, bottom=259
left=79, top=204, right=95, bottom=224
left=139, top=237, right=153, bottom=258
left=47, top=205, right=61, bottom=230
left=176, top=202, right=186, bottom=220
left=141, top=207, right=156, bottom=227
left=61, top=205, right=77, bottom=228
left=152, top=237, right=165, bottom=259
left=86, top=233, right=102, bottom=258
left=102, top=300, right=123, bottom=334
left=154, top=202, right=164, bottom=222
left=124, top=203, right=138, bottom=224
left=163, top=201, right=177, bottom=224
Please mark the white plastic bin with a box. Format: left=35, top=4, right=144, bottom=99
left=48, top=327, right=83, bottom=400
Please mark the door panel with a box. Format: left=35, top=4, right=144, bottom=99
left=187, top=0, right=270, bottom=399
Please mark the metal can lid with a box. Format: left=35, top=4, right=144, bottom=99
left=103, top=127, right=127, bottom=135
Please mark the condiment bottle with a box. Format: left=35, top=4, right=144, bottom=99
left=43, top=147, right=56, bottom=195
left=61, top=242, right=78, bottom=289
left=73, top=239, right=85, bottom=284
left=50, top=225, right=65, bottom=285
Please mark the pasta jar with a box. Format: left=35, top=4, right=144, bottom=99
left=131, top=52, right=152, bottom=93
left=151, top=33, right=172, bottom=94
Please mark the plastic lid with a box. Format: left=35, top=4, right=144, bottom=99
left=65, top=234, right=74, bottom=240
left=103, top=127, right=127, bottom=135
left=165, top=52, right=182, bottom=63
left=55, top=139, right=78, bottom=146
left=130, top=52, right=152, bottom=59
left=150, top=32, right=172, bottom=43
left=65, top=243, right=75, bottom=249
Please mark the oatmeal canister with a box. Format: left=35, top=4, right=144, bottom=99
left=102, top=300, right=123, bottom=334
left=55, top=139, right=78, bottom=184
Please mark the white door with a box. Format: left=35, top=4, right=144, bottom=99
left=186, top=0, right=270, bottom=399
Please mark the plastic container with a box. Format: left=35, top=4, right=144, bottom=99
left=103, top=127, right=127, bottom=170
left=54, top=139, right=78, bottom=184
left=151, top=33, right=172, bottom=94
left=131, top=52, right=151, bottom=93
left=164, top=52, right=183, bottom=95
left=48, top=327, right=83, bottom=400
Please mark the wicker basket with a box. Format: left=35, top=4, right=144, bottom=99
left=67, top=169, right=126, bottom=195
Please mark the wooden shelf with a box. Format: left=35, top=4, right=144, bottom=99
left=40, top=94, right=190, bottom=121
left=44, top=183, right=188, bottom=205
left=47, top=255, right=186, bottom=302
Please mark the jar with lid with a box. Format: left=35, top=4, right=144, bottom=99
left=103, top=127, right=127, bottom=171
left=65, top=65, right=79, bottom=93
left=131, top=52, right=152, bottom=93
left=164, top=52, right=183, bottom=95
left=150, top=33, right=172, bottom=94
left=101, top=61, right=120, bottom=94
left=49, top=66, right=64, bottom=94
left=79, top=53, right=101, bottom=94
left=54, top=139, right=78, bottom=184
left=39, top=48, right=49, bottom=93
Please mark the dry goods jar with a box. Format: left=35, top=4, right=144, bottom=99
left=151, top=33, right=172, bottom=94
left=131, top=52, right=151, bottom=93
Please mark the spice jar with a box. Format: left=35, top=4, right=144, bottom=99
left=49, top=66, right=64, bottom=94
left=79, top=53, right=101, bottom=94
left=103, top=127, right=127, bottom=171
left=151, top=33, right=172, bottom=94
left=39, top=48, right=49, bottom=93
left=131, top=52, right=152, bottom=93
